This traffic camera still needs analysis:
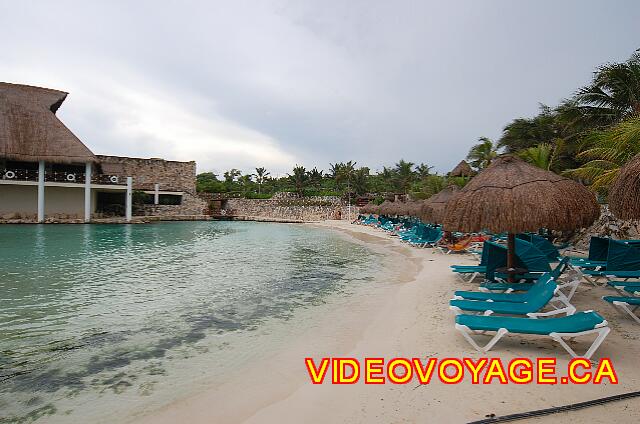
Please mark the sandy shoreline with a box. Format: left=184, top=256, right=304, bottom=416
left=133, top=221, right=640, bottom=423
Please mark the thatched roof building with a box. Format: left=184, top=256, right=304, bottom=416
left=0, top=82, right=97, bottom=164
left=449, top=160, right=474, bottom=177
left=443, top=155, right=599, bottom=233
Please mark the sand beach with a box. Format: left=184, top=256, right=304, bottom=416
left=132, top=220, right=640, bottom=423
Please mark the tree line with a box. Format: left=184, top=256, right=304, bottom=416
left=196, top=159, right=468, bottom=200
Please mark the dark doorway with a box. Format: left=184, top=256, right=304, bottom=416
left=96, top=191, right=125, bottom=216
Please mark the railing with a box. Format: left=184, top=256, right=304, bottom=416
left=1, top=169, right=126, bottom=186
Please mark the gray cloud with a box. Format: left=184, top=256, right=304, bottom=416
left=1, top=0, right=639, bottom=175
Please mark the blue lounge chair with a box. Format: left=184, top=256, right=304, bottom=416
left=449, top=275, right=575, bottom=317
left=602, top=296, right=640, bottom=324
left=580, top=240, right=640, bottom=286
left=479, top=258, right=580, bottom=300
left=455, top=311, right=610, bottom=359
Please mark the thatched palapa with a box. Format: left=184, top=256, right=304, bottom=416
left=405, top=200, right=423, bottom=218
left=421, top=185, right=460, bottom=224
left=378, top=200, right=394, bottom=215
left=609, top=153, right=640, bottom=220
left=360, top=202, right=376, bottom=214
left=0, top=82, right=97, bottom=164
left=443, top=155, right=599, bottom=233
left=449, top=160, right=474, bottom=177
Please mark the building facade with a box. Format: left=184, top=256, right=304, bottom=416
left=0, top=82, right=206, bottom=222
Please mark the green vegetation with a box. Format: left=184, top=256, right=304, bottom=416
left=196, top=50, right=640, bottom=201
left=473, top=50, right=640, bottom=198
left=196, top=159, right=466, bottom=200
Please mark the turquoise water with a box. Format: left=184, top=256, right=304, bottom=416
left=0, top=222, right=381, bottom=423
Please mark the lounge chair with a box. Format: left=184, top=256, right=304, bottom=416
left=602, top=296, right=640, bottom=324
left=439, top=236, right=474, bottom=254
left=454, top=273, right=558, bottom=303
left=449, top=276, right=575, bottom=317
left=479, top=258, right=580, bottom=300
left=455, top=311, right=610, bottom=359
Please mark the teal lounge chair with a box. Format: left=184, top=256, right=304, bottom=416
left=453, top=274, right=553, bottom=303
left=453, top=273, right=582, bottom=303
left=455, top=311, right=610, bottom=359
left=479, top=258, right=580, bottom=300
left=451, top=239, right=551, bottom=284
left=449, top=276, right=575, bottom=317
left=602, top=296, right=640, bottom=324
left=580, top=240, right=640, bottom=285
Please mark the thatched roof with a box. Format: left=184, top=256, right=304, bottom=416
left=449, top=160, right=474, bottom=177
left=405, top=200, right=423, bottom=218
left=609, top=153, right=640, bottom=219
left=378, top=200, right=398, bottom=216
left=360, top=202, right=376, bottom=214
left=443, top=155, right=599, bottom=233
left=0, top=82, right=97, bottom=164
left=421, top=185, right=460, bottom=223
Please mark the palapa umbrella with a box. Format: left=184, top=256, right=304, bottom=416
left=388, top=201, right=403, bottom=216
left=406, top=200, right=423, bottom=218
left=360, top=202, right=374, bottom=214
left=421, top=185, right=460, bottom=224
left=378, top=200, right=394, bottom=216
left=443, top=155, right=599, bottom=282
left=609, top=153, right=640, bottom=219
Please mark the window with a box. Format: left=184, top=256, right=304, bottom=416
left=159, top=194, right=182, bottom=205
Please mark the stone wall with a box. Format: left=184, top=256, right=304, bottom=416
left=570, top=205, right=640, bottom=250
left=218, top=193, right=358, bottom=221
left=96, top=155, right=207, bottom=217
left=138, top=192, right=207, bottom=217
left=96, top=155, right=196, bottom=192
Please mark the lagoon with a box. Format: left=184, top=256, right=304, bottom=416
left=0, top=222, right=382, bottom=423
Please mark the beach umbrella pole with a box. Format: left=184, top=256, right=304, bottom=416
left=507, top=232, right=516, bottom=283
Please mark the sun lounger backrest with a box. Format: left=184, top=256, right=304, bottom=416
left=526, top=273, right=554, bottom=296
left=530, top=234, right=561, bottom=261
left=607, top=240, right=640, bottom=271
left=514, top=239, right=552, bottom=273
left=526, top=274, right=557, bottom=310
left=588, top=236, right=610, bottom=261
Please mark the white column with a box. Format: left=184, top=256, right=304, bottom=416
left=154, top=183, right=159, bottom=205
left=37, top=160, right=45, bottom=223
left=84, top=162, right=92, bottom=222
left=125, top=176, right=133, bottom=222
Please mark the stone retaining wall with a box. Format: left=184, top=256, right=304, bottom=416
left=138, top=192, right=207, bottom=217
left=570, top=205, right=640, bottom=250
left=221, top=195, right=358, bottom=221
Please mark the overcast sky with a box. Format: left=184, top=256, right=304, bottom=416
left=1, top=1, right=639, bottom=176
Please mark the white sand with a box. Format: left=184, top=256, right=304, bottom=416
left=133, top=221, right=640, bottom=423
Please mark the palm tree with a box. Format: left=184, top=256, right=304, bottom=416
left=288, top=165, right=309, bottom=196
left=466, top=137, right=498, bottom=170
left=564, top=116, right=640, bottom=196
left=223, top=169, right=241, bottom=184
left=415, top=163, right=434, bottom=178
left=394, top=159, right=415, bottom=193
left=308, top=167, right=324, bottom=190
left=329, top=162, right=344, bottom=189
left=254, top=167, right=270, bottom=194
left=571, top=52, right=640, bottom=128
left=518, top=143, right=555, bottom=170
left=498, top=105, right=559, bottom=153
left=352, top=167, right=369, bottom=195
